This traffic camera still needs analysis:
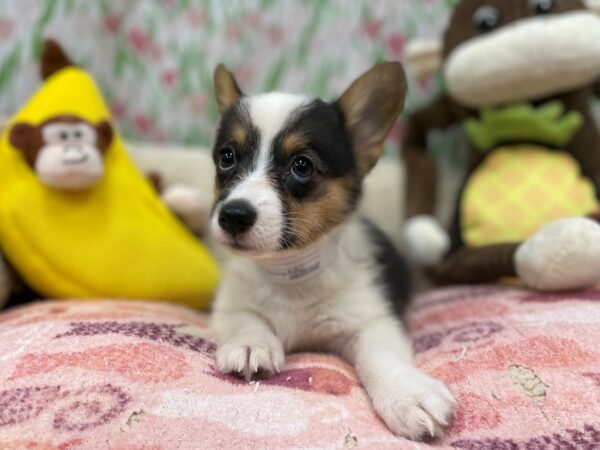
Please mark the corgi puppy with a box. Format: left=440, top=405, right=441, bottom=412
left=209, top=62, right=456, bottom=440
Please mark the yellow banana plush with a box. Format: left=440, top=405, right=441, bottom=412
left=0, top=41, right=219, bottom=308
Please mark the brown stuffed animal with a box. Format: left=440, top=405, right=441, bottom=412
left=402, top=0, right=600, bottom=290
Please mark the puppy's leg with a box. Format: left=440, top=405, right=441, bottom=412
left=213, top=310, right=285, bottom=380
left=342, top=317, right=456, bottom=440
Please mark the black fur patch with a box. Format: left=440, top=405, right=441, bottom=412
left=274, top=100, right=356, bottom=176
left=212, top=99, right=260, bottom=190
left=271, top=99, right=361, bottom=203
left=362, top=219, right=411, bottom=317
left=271, top=100, right=362, bottom=248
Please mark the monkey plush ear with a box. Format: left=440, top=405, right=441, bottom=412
left=337, top=62, right=407, bottom=175
left=8, top=123, right=40, bottom=165
left=213, top=64, right=243, bottom=114
left=405, top=39, right=443, bottom=80
left=95, top=120, right=114, bottom=153
left=40, top=39, right=74, bottom=81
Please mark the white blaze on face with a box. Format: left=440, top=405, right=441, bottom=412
left=444, top=10, right=600, bottom=107
left=212, top=93, right=308, bottom=253
left=36, top=122, right=105, bottom=190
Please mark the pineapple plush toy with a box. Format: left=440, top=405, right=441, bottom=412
left=402, top=0, right=600, bottom=291
left=0, top=40, right=219, bottom=308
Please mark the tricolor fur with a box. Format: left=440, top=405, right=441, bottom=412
left=208, top=63, right=456, bottom=440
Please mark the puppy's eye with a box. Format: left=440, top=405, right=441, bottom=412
left=60, top=131, right=69, bottom=141
left=473, top=6, right=500, bottom=33
left=530, top=0, right=553, bottom=14
left=291, top=156, right=314, bottom=183
left=74, top=130, right=82, bottom=139
left=219, top=147, right=237, bottom=171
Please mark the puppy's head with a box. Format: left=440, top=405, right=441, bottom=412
left=210, top=63, right=406, bottom=256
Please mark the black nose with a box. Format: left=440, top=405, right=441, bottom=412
left=218, top=200, right=257, bottom=236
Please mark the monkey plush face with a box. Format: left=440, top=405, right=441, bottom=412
left=9, top=116, right=113, bottom=190
left=442, top=0, right=600, bottom=107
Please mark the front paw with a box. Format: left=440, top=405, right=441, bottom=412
left=216, top=334, right=285, bottom=381
left=371, top=367, right=456, bottom=440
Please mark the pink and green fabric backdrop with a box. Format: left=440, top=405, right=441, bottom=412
left=1, top=0, right=596, bottom=159
left=0, top=0, right=458, bottom=154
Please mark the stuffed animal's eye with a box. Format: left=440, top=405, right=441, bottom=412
left=291, top=156, right=314, bottom=183
left=74, top=130, right=82, bottom=139
left=473, top=6, right=500, bottom=33
left=60, top=131, right=69, bottom=140
left=218, top=147, right=236, bottom=171
left=530, top=0, right=554, bottom=14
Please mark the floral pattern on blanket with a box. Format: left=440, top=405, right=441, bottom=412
left=1, top=286, right=600, bottom=449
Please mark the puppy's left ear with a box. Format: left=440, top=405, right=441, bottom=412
left=213, top=64, right=243, bottom=114
left=337, top=62, right=407, bottom=175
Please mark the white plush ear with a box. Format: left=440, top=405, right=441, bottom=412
left=585, top=0, right=600, bottom=14
left=405, top=39, right=443, bottom=80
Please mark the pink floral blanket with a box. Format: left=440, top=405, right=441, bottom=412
left=0, top=286, right=599, bottom=449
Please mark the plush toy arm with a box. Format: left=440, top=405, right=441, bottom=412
left=401, top=95, right=471, bottom=266
left=402, top=94, right=471, bottom=218
left=162, top=185, right=211, bottom=236
left=145, top=173, right=209, bottom=236
left=563, top=90, right=600, bottom=191
left=403, top=215, right=450, bottom=266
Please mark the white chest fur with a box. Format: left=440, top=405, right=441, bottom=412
left=211, top=215, right=456, bottom=440
left=212, top=217, right=390, bottom=352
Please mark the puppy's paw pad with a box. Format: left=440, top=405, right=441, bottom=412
left=216, top=336, right=284, bottom=380
left=375, top=372, right=456, bottom=440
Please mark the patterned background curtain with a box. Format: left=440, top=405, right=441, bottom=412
left=0, top=0, right=595, bottom=161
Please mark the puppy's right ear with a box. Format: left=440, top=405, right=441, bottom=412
left=213, top=64, right=243, bottom=114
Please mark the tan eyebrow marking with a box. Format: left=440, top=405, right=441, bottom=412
left=231, top=125, right=247, bottom=148
left=281, top=132, right=308, bottom=155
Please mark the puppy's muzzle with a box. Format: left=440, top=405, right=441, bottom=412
left=218, top=199, right=257, bottom=236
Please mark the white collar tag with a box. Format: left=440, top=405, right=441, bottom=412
left=256, top=235, right=339, bottom=285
